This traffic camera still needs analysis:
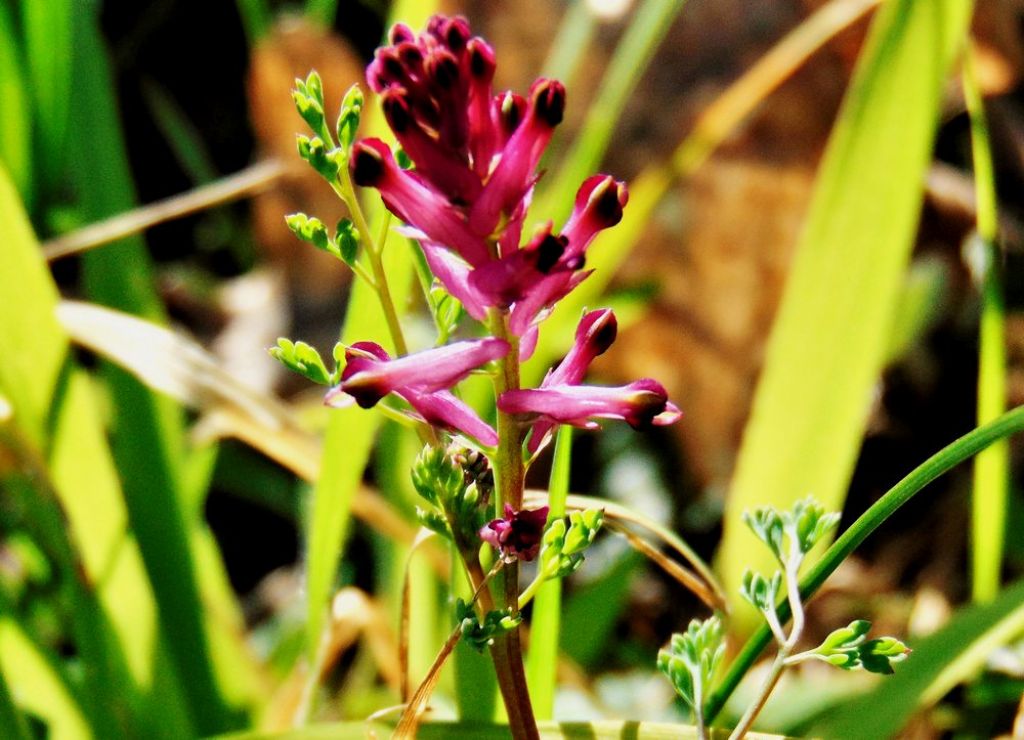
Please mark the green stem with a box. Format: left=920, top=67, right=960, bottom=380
left=705, top=404, right=1024, bottom=723
left=486, top=309, right=538, bottom=739
left=727, top=656, right=786, bottom=740
left=964, top=41, right=1008, bottom=604
left=335, top=172, right=408, bottom=357
left=517, top=574, right=546, bottom=610
left=728, top=541, right=805, bottom=739
left=693, top=679, right=707, bottom=740
left=335, top=172, right=440, bottom=445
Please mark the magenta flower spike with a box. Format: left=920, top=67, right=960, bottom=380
left=349, top=15, right=639, bottom=341
left=330, top=337, right=509, bottom=408
left=276, top=17, right=694, bottom=740
left=499, top=378, right=682, bottom=433
left=480, top=504, right=550, bottom=562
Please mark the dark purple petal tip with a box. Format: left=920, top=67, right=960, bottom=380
left=531, top=79, right=566, bottom=128
left=350, top=140, right=388, bottom=187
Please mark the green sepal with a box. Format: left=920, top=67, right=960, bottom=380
left=657, top=616, right=726, bottom=714
left=285, top=212, right=330, bottom=252
left=296, top=134, right=343, bottom=182
left=293, top=71, right=331, bottom=142
left=336, top=84, right=364, bottom=149
left=456, top=600, right=522, bottom=653
left=739, top=569, right=783, bottom=615
left=415, top=506, right=451, bottom=541
left=269, top=338, right=336, bottom=385
left=336, top=218, right=360, bottom=265
left=396, top=148, right=412, bottom=170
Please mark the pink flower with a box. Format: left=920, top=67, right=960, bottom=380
left=507, top=175, right=627, bottom=335
left=349, top=139, right=492, bottom=267
left=399, top=388, right=500, bottom=447
left=480, top=504, right=550, bottom=562
left=524, top=309, right=618, bottom=453
left=499, top=379, right=682, bottom=435
left=325, top=338, right=508, bottom=445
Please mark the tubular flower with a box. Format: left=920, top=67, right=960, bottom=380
left=324, top=339, right=507, bottom=445
left=480, top=504, right=550, bottom=562
left=499, top=379, right=682, bottom=436
left=524, top=309, right=618, bottom=453
left=352, top=14, right=625, bottom=337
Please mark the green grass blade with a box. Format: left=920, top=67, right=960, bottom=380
left=526, top=427, right=573, bottom=719
left=305, top=0, right=338, bottom=29
left=964, top=43, right=1008, bottom=604
left=0, top=660, right=30, bottom=740
left=67, top=8, right=234, bottom=733
left=541, top=2, right=598, bottom=83
left=0, top=618, right=91, bottom=740
left=302, top=0, right=438, bottom=666
left=236, top=0, right=272, bottom=47
left=810, top=578, right=1024, bottom=738
left=706, top=404, right=1024, bottom=722
left=0, top=175, right=65, bottom=449
left=0, top=161, right=194, bottom=737
left=49, top=371, right=162, bottom=687
left=538, top=0, right=686, bottom=225
left=717, top=0, right=975, bottom=632
left=20, top=0, right=73, bottom=196
left=0, top=3, right=31, bottom=207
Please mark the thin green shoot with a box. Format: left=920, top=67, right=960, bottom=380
left=964, top=40, right=1008, bottom=604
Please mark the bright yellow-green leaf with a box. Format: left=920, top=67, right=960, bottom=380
left=964, top=43, right=1008, bottom=604
left=0, top=619, right=91, bottom=740
left=717, top=0, right=975, bottom=632
left=0, top=162, right=65, bottom=449
left=49, top=369, right=160, bottom=687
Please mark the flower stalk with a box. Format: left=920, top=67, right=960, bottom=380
left=487, top=309, right=539, bottom=738
left=727, top=534, right=806, bottom=740
left=280, top=16, right=681, bottom=738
